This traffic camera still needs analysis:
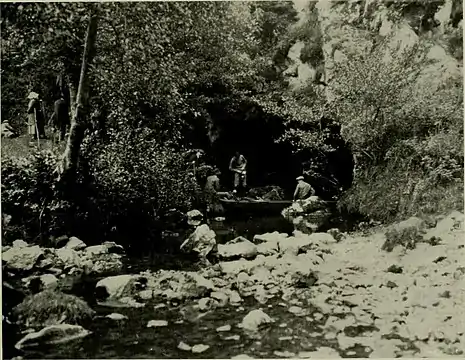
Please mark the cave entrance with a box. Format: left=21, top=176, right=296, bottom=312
left=208, top=106, right=300, bottom=197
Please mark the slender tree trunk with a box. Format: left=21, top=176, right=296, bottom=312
left=68, top=79, right=77, bottom=119
left=59, top=8, right=99, bottom=183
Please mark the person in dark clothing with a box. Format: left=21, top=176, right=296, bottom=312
left=48, top=94, right=70, bottom=142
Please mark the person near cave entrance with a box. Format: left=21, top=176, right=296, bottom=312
left=229, top=151, right=247, bottom=195
left=293, top=175, right=315, bottom=202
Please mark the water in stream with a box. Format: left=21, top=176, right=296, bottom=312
left=11, top=214, right=368, bottom=359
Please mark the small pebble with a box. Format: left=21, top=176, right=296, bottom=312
left=273, top=350, right=295, bottom=358
left=191, top=344, right=210, bottom=353
left=154, top=303, right=167, bottom=309
left=279, top=336, right=293, bottom=341
left=324, top=332, right=337, bottom=340
left=106, top=313, right=127, bottom=321
left=174, top=320, right=184, bottom=324
left=147, top=320, right=168, bottom=328
left=216, top=324, right=231, bottom=332
left=313, top=312, right=324, bottom=320
left=225, top=335, right=240, bottom=341
left=178, top=342, right=191, bottom=351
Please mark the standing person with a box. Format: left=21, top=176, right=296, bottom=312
left=293, top=175, right=315, bottom=201
left=229, top=151, right=247, bottom=195
left=204, top=168, right=221, bottom=214
left=26, top=91, right=45, bottom=141
left=48, top=94, right=70, bottom=142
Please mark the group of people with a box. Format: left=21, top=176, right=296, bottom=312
left=203, top=150, right=316, bottom=213
left=26, top=91, right=70, bottom=143
left=1, top=90, right=71, bottom=143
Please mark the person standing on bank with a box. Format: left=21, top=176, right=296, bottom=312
left=26, top=91, right=46, bottom=141
left=48, top=93, right=70, bottom=142
left=229, top=151, right=247, bottom=194
left=293, top=175, right=315, bottom=201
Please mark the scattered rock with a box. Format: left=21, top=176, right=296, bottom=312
left=178, top=341, right=192, bottom=351
left=95, top=275, right=141, bottom=301
left=65, top=237, right=87, bottom=251
left=216, top=324, right=231, bottom=332
left=85, top=245, right=108, bottom=256
left=147, top=320, right=168, bottom=327
left=225, top=335, right=241, bottom=341
left=210, top=291, right=229, bottom=306
left=15, top=324, right=91, bottom=350
left=138, top=290, right=153, bottom=300
left=217, top=237, right=257, bottom=259
left=3, top=246, right=44, bottom=272
left=191, top=344, right=210, bottom=353
left=106, top=313, right=127, bottom=321
left=273, top=350, right=296, bottom=358
left=387, top=265, right=403, bottom=274
left=240, top=309, right=273, bottom=331
left=198, top=297, right=216, bottom=311
left=288, top=305, right=306, bottom=316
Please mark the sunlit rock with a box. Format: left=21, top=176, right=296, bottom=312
left=3, top=245, right=44, bottom=272
left=240, top=309, right=273, bottom=331
left=217, top=236, right=257, bottom=259
left=15, top=324, right=91, bottom=350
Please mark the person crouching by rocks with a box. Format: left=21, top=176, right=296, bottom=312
left=26, top=91, right=46, bottom=141
left=293, top=175, right=315, bottom=202
left=180, top=210, right=217, bottom=267
left=48, top=93, right=70, bottom=142
left=1, top=120, right=17, bottom=138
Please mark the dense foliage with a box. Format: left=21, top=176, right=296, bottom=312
left=1, top=0, right=463, bottom=245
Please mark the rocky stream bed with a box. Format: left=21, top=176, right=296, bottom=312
left=2, top=210, right=464, bottom=359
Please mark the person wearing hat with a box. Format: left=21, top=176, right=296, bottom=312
left=26, top=91, right=45, bottom=141
left=293, top=175, right=315, bottom=202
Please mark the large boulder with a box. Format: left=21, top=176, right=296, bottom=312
left=95, top=274, right=144, bottom=302
left=300, top=196, right=327, bottom=213
left=217, top=236, right=257, bottom=260
left=15, top=324, right=91, bottom=350
left=2, top=245, right=44, bottom=272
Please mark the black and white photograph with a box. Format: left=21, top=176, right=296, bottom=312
left=1, top=0, right=464, bottom=358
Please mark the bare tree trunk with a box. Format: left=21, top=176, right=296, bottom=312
left=59, top=8, right=99, bottom=183
left=68, top=80, right=77, bottom=119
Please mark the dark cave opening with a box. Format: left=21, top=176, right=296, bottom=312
left=185, top=103, right=354, bottom=200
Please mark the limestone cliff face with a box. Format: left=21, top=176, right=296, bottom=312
left=285, top=0, right=462, bottom=94
left=314, top=0, right=462, bottom=89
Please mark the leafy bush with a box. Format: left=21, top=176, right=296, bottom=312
left=1, top=150, right=70, bottom=245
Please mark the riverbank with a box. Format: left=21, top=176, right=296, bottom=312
left=3, top=210, right=464, bottom=359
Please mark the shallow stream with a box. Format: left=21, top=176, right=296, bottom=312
left=10, top=214, right=367, bottom=359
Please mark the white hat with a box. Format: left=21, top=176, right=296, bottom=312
left=296, top=176, right=304, bottom=181
left=27, top=92, right=39, bottom=100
